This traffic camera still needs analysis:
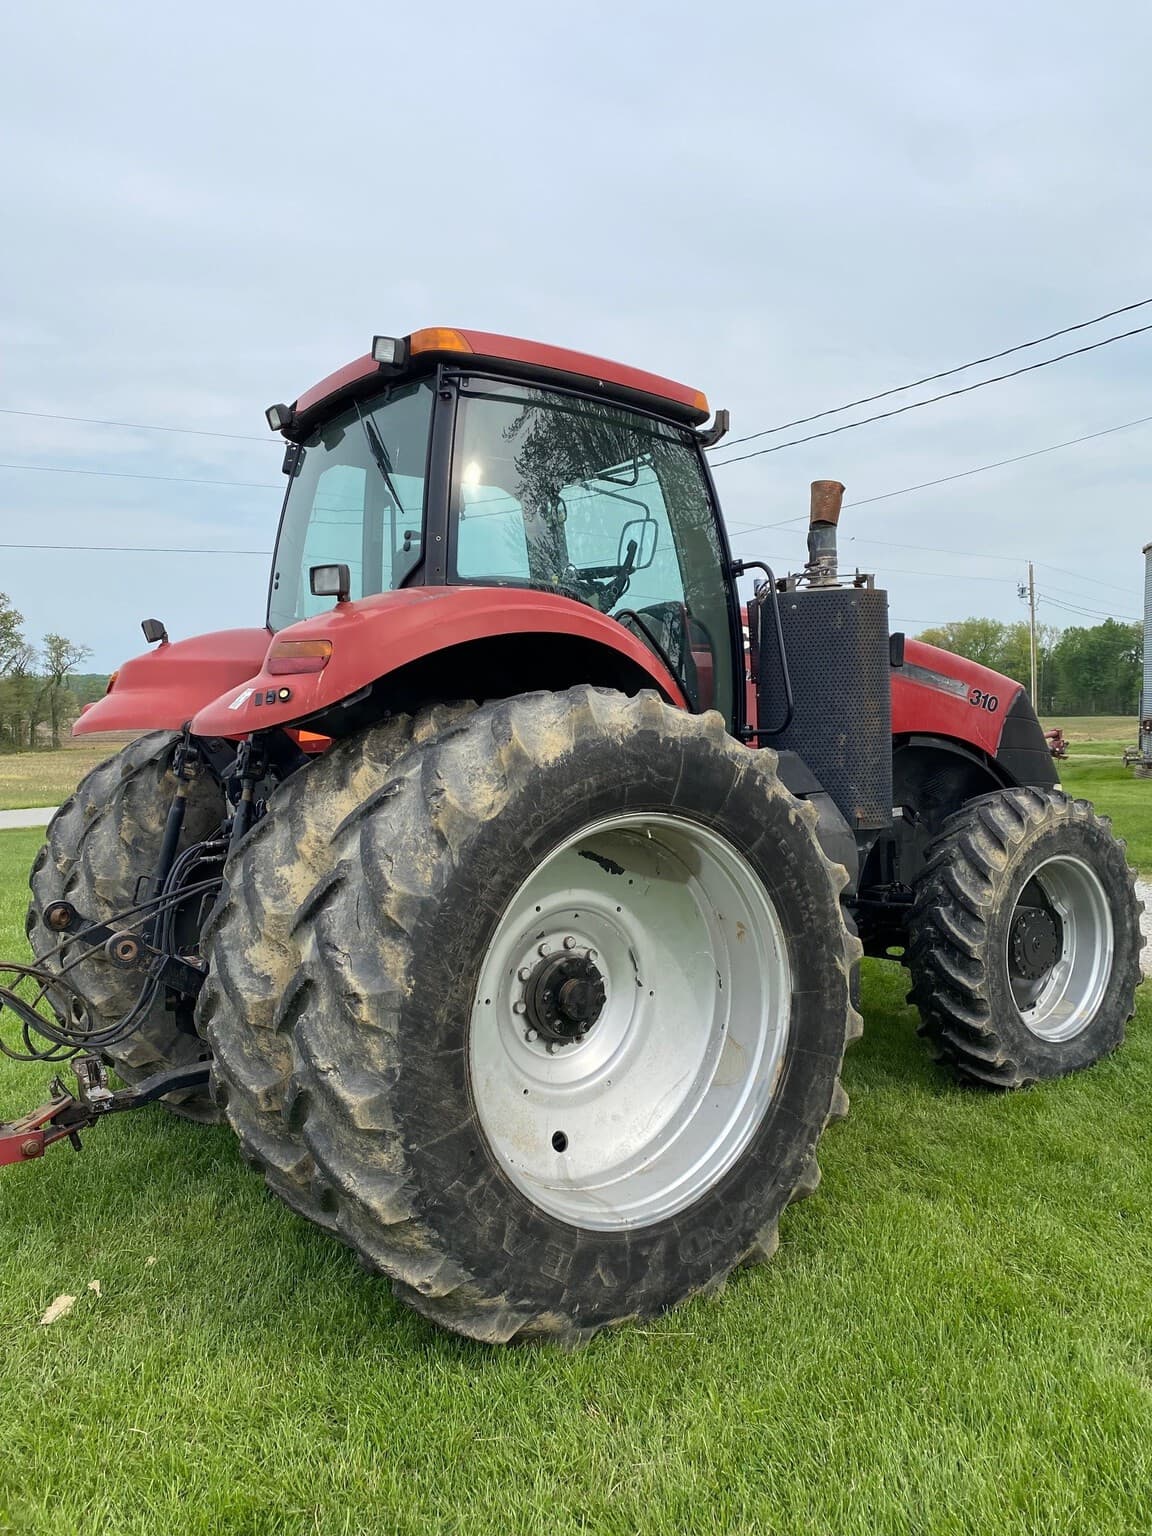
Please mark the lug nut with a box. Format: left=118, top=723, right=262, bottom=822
left=525, top=1029, right=538, bottom=1043
left=513, top=1001, right=527, bottom=1015
left=538, top=943, right=550, bottom=957
left=563, top=936, right=577, bottom=950
left=518, top=967, right=531, bottom=982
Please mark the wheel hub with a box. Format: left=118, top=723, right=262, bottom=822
left=522, top=949, right=606, bottom=1044
left=1009, top=905, right=1062, bottom=981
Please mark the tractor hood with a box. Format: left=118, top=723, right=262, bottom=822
left=189, top=586, right=684, bottom=740
left=73, top=628, right=272, bottom=736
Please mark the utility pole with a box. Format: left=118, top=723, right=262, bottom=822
left=1028, top=560, right=1038, bottom=705
left=1019, top=564, right=1039, bottom=704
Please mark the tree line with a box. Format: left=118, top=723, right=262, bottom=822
left=916, top=616, right=1141, bottom=716
left=0, top=592, right=105, bottom=751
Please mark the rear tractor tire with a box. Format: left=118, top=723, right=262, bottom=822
left=26, top=731, right=226, bottom=1121
left=202, top=687, right=862, bottom=1344
left=907, top=787, right=1144, bottom=1088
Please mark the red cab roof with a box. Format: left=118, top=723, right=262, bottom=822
left=291, top=326, right=710, bottom=425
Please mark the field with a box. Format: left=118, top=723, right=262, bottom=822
left=0, top=744, right=127, bottom=811
left=0, top=754, right=1150, bottom=1533
left=1040, top=714, right=1134, bottom=745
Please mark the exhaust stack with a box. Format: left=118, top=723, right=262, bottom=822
left=751, top=476, right=893, bottom=832
left=804, top=480, right=845, bottom=587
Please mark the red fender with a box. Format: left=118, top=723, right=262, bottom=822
left=190, top=588, right=686, bottom=739
left=73, top=589, right=683, bottom=742
left=74, top=628, right=272, bottom=735
left=893, top=638, right=1022, bottom=757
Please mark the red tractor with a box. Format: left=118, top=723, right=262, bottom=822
left=1045, top=727, right=1069, bottom=760
left=3, top=326, right=1142, bottom=1344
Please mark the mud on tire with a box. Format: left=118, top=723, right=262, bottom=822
left=202, top=688, right=862, bottom=1345
left=907, top=786, right=1143, bottom=1088
left=27, top=731, right=226, bottom=1121
left=197, top=709, right=464, bottom=1227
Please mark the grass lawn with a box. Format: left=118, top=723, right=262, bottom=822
left=1060, top=757, right=1152, bottom=872
left=0, top=746, right=123, bottom=811
left=1, top=763, right=1151, bottom=1534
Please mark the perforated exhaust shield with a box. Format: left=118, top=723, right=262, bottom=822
left=753, top=586, right=893, bottom=832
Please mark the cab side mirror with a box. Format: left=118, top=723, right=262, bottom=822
left=310, top=564, right=351, bottom=603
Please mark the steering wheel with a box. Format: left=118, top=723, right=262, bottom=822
left=563, top=538, right=639, bottom=612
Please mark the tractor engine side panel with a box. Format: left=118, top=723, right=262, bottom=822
left=893, top=638, right=1057, bottom=787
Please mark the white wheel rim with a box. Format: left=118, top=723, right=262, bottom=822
left=468, top=812, right=793, bottom=1230
left=1007, top=855, right=1114, bottom=1042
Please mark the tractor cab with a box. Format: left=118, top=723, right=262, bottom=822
left=265, top=328, right=740, bottom=723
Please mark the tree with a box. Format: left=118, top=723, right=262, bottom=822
left=915, top=615, right=1141, bottom=716
left=0, top=592, right=25, bottom=676
left=1047, top=620, right=1141, bottom=715
left=38, top=633, right=94, bottom=748
left=0, top=598, right=97, bottom=751
left=918, top=618, right=1015, bottom=672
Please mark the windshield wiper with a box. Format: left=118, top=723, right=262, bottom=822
left=353, top=399, right=406, bottom=511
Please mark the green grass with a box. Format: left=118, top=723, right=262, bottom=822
left=1061, top=757, right=1152, bottom=871
left=2, top=771, right=1152, bottom=1534
left=0, top=747, right=121, bottom=811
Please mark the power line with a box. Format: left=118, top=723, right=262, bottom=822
left=844, top=414, right=1152, bottom=508
left=709, top=323, right=1152, bottom=466
left=0, top=461, right=280, bottom=490
left=0, top=541, right=271, bottom=556
left=1035, top=561, right=1139, bottom=598
left=843, top=535, right=1021, bottom=563
left=732, top=512, right=1140, bottom=610
left=1038, top=591, right=1141, bottom=624
left=727, top=411, right=1152, bottom=543
left=0, top=406, right=271, bottom=444
left=1037, top=578, right=1137, bottom=606
left=848, top=561, right=1011, bottom=584
left=891, top=618, right=973, bottom=629
left=711, top=297, right=1152, bottom=450
left=748, top=526, right=1139, bottom=606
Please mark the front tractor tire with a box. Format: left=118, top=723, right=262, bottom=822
left=907, top=787, right=1144, bottom=1088
left=27, top=731, right=226, bottom=1121
left=201, top=688, right=861, bottom=1345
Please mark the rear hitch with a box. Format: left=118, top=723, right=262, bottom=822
left=0, top=1057, right=212, bottom=1168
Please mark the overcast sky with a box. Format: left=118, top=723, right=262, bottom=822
left=2, top=0, right=1149, bottom=671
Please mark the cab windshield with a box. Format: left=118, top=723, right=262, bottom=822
left=268, top=380, right=433, bottom=629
